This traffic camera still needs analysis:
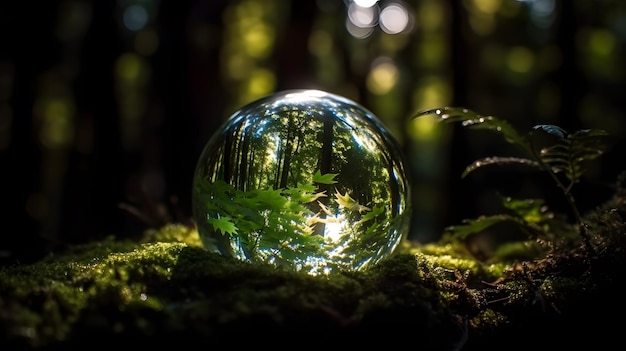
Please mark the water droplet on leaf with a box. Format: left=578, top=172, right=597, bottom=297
left=192, top=89, right=412, bottom=275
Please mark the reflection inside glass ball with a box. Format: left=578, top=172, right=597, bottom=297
left=192, top=89, right=411, bottom=275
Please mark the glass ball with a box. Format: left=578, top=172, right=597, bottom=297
left=192, top=89, right=411, bottom=275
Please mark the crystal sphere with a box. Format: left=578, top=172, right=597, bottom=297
left=192, top=89, right=411, bottom=275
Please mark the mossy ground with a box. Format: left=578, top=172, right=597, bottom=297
left=2, top=187, right=626, bottom=350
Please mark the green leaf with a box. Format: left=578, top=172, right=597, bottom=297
left=283, top=186, right=327, bottom=204
left=253, top=188, right=288, bottom=209
left=207, top=216, right=238, bottom=236
left=295, top=182, right=317, bottom=193
left=355, top=205, right=385, bottom=226
left=445, top=214, right=522, bottom=240
left=501, top=197, right=547, bottom=224
left=414, top=107, right=530, bottom=149
left=334, top=189, right=370, bottom=213
left=533, top=124, right=567, bottom=138
left=313, top=170, right=338, bottom=184
left=462, top=156, right=541, bottom=178
left=462, top=116, right=528, bottom=147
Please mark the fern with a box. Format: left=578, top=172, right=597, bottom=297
left=534, top=126, right=609, bottom=191
left=414, top=107, right=611, bottom=254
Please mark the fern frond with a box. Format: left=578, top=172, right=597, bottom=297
left=415, top=107, right=530, bottom=149
left=462, top=156, right=541, bottom=178
left=444, top=214, right=523, bottom=241
left=535, top=127, right=609, bottom=185
left=414, top=108, right=612, bottom=254
left=533, top=124, right=567, bottom=138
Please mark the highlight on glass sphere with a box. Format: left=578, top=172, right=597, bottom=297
left=192, top=89, right=411, bottom=275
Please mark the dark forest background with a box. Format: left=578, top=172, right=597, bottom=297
left=1, top=0, right=625, bottom=265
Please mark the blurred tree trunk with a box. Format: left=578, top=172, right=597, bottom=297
left=61, top=0, right=126, bottom=244
left=0, top=2, right=50, bottom=263
left=554, top=0, right=583, bottom=132
left=154, top=0, right=227, bottom=222
left=313, top=116, right=334, bottom=236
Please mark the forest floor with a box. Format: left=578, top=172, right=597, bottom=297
left=2, top=178, right=626, bottom=350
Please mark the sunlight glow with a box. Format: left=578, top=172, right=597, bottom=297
left=245, top=68, right=276, bottom=98
left=323, top=215, right=348, bottom=242
left=367, top=57, right=399, bottom=94
left=346, top=0, right=413, bottom=37
left=409, top=114, right=438, bottom=138
left=346, top=17, right=375, bottom=38
left=348, top=2, right=378, bottom=28
left=380, top=3, right=410, bottom=34
left=242, top=23, right=274, bottom=59
left=471, top=0, right=501, bottom=14
left=353, top=0, right=379, bottom=8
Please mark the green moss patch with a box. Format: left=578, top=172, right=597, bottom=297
left=2, top=192, right=626, bottom=349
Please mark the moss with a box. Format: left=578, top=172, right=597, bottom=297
left=469, top=308, right=507, bottom=330
left=490, top=240, right=549, bottom=262
left=2, top=187, right=626, bottom=349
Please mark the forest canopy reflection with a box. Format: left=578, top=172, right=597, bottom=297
left=192, top=90, right=411, bottom=275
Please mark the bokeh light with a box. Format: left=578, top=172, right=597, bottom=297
left=346, top=0, right=414, bottom=38
left=123, top=5, right=149, bottom=31
left=367, top=57, right=399, bottom=94
left=380, top=2, right=412, bottom=34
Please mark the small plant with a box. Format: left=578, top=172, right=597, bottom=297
left=414, top=107, right=611, bottom=257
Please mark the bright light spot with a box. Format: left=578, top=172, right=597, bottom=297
left=243, top=23, right=274, bottom=59
left=348, top=2, right=378, bottom=27
left=380, top=3, right=409, bottom=34
left=352, top=128, right=378, bottom=151
left=268, top=134, right=280, bottom=162
left=367, top=58, right=399, bottom=94
left=354, top=0, right=379, bottom=8
left=346, top=17, right=375, bottom=38
left=123, top=5, right=148, bottom=31
left=471, top=0, right=501, bottom=15
left=410, top=115, right=438, bottom=138
left=246, top=68, right=276, bottom=98
left=507, top=46, right=535, bottom=73
left=323, top=215, right=347, bottom=242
